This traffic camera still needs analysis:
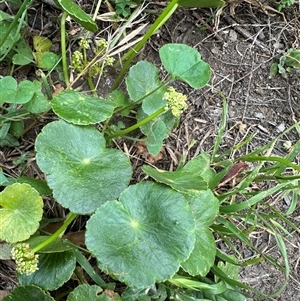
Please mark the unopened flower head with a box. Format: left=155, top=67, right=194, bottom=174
left=163, top=86, right=188, bottom=117
left=105, top=56, right=115, bottom=66
left=72, top=50, right=84, bottom=71
left=96, top=38, right=108, bottom=54
left=11, top=243, right=39, bottom=275
left=79, top=38, right=91, bottom=50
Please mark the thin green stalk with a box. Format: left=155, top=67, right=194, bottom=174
left=82, top=45, right=97, bottom=95
left=87, top=76, right=97, bottom=96
left=106, top=106, right=165, bottom=140
left=102, top=79, right=171, bottom=134
left=0, top=104, right=17, bottom=140
left=0, top=109, right=30, bottom=123
left=36, top=70, right=52, bottom=100
left=0, top=0, right=32, bottom=48
left=92, top=0, right=102, bottom=20
left=110, top=0, right=179, bottom=90
left=60, top=11, right=70, bottom=86
left=33, top=212, right=78, bottom=253
left=0, top=2, right=30, bottom=61
left=72, top=247, right=114, bottom=289
left=240, top=155, right=300, bottom=172
left=211, top=87, right=228, bottom=161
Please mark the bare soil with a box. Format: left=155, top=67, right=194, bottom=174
left=0, top=1, right=300, bottom=300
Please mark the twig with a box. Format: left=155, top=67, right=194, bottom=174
left=222, top=14, right=271, bottom=54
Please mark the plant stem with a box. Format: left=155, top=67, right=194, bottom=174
left=0, top=0, right=32, bottom=49
left=33, top=212, right=78, bottom=253
left=36, top=69, right=52, bottom=100
left=87, top=76, right=97, bottom=96
left=60, top=11, right=70, bottom=86
left=92, top=0, right=102, bottom=21
left=107, top=106, right=166, bottom=140
left=110, top=0, right=179, bottom=91
left=0, top=109, right=30, bottom=123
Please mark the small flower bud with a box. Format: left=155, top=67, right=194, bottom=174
left=72, top=51, right=84, bottom=72
left=105, top=56, right=115, bottom=66
left=96, top=38, right=108, bottom=52
left=79, top=38, right=91, bottom=50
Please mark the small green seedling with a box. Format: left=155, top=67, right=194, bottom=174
left=111, top=0, right=143, bottom=17
left=277, top=0, right=296, bottom=10
left=0, top=8, right=31, bottom=65
left=270, top=48, right=300, bottom=75
left=0, top=76, right=50, bottom=146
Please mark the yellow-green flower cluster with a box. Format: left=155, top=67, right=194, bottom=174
left=71, top=50, right=84, bottom=72
left=105, top=56, right=115, bottom=66
left=163, top=86, right=188, bottom=117
left=71, top=38, right=114, bottom=76
left=79, top=38, right=91, bottom=50
left=95, top=38, right=108, bottom=53
left=11, top=243, right=39, bottom=275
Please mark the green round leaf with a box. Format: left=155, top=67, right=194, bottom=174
left=15, top=80, right=36, bottom=104
left=125, top=61, right=166, bottom=115
left=51, top=90, right=115, bottom=125
left=23, top=81, right=51, bottom=114
left=181, top=190, right=219, bottom=276
left=12, top=38, right=34, bottom=66
left=0, top=77, right=36, bottom=104
left=0, top=11, right=14, bottom=22
left=34, top=51, right=59, bottom=70
left=9, top=120, right=24, bottom=138
left=3, top=285, right=55, bottom=301
left=0, top=183, right=43, bottom=244
left=285, top=49, right=300, bottom=68
left=85, top=182, right=195, bottom=288
left=270, top=63, right=278, bottom=76
left=0, top=21, right=20, bottom=57
left=159, top=44, right=211, bottom=89
left=142, top=119, right=168, bottom=156
left=40, top=52, right=60, bottom=69
left=0, top=76, right=17, bottom=104
left=35, top=120, right=132, bottom=214
left=18, top=250, right=76, bottom=290
left=143, top=152, right=215, bottom=192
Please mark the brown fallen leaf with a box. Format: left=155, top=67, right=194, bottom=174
left=218, top=161, right=248, bottom=188
left=135, top=141, right=164, bottom=164
left=52, top=83, right=64, bottom=98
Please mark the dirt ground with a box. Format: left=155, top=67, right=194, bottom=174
left=0, top=1, right=300, bottom=300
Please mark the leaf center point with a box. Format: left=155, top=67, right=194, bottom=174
left=82, top=158, right=91, bottom=165
left=130, top=219, right=139, bottom=228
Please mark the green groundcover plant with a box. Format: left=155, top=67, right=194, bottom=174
left=1, top=0, right=300, bottom=300
left=1, top=42, right=300, bottom=301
